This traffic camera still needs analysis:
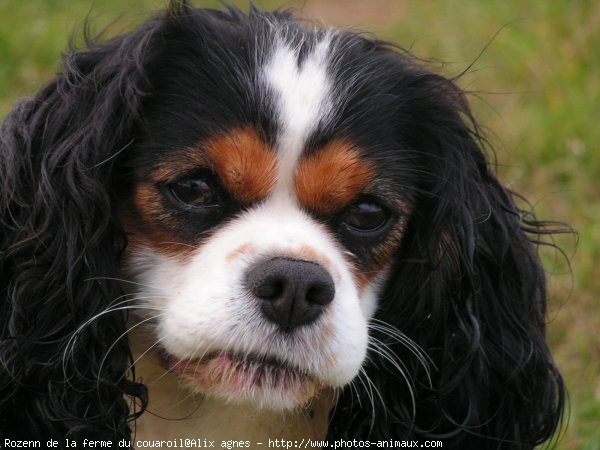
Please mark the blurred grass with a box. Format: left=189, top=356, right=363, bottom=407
left=0, top=1, right=597, bottom=448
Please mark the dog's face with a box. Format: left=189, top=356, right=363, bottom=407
left=120, top=23, right=413, bottom=410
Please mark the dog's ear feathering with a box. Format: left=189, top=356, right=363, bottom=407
left=326, top=72, right=566, bottom=446
left=1, top=2, right=565, bottom=448
left=0, top=15, right=156, bottom=439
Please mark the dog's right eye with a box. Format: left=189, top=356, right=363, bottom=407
left=166, top=175, right=220, bottom=210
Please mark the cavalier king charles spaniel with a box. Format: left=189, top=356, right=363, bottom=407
left=0, top=1, right=564, bottom=448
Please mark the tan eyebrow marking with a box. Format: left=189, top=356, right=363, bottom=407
left=204, top=127, right=277, bottom=204
left=294, top=140, right=374, bottom=214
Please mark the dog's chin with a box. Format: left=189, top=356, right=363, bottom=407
left=161, top=350, right=323, bottom=411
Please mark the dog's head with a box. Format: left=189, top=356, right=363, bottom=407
left=0, top=2, right=564, bottom=446
left=119, top=10, right=412, bottom=411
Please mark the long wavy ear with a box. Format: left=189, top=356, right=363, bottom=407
left=0, top=15, right=161, bottom=440
left=328, top=67, right=565, bottom=447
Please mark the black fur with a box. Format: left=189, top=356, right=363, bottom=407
left=1, top=2, right=564, bottom=448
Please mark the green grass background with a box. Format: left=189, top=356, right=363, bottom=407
left=0, top=1, right=597, bottom=448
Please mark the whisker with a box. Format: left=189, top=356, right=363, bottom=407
left=62, top=303, right=166, bottom=381
left=368, top=318, right=436, bottom=385
left=85, top=276, right=164, bottom=291
left=122, top=335, right=168, bottom=383
left=97, top=313, right=166, bottom=391
left=359, top=366, right=386, bottom=432
left=367, top=337, right=416, bottom=420
left=90, top=138, right=134, bottom=169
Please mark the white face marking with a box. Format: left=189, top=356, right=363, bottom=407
left=263, top=33, right=333, bottom=199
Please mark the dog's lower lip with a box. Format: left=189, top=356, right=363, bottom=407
left=163, top=349, right=309, bottom=380
left=157, top=348, right=322, bottom=408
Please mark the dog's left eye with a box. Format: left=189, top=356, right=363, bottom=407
left=167, top=175, right=220, bottom=209
left=341, top=199, right=390, bottom=233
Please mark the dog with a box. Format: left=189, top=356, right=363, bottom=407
left=0, top=2, right=564, bottom=448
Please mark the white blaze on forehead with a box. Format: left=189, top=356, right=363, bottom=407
left=263, top=32, right=333, bottom=198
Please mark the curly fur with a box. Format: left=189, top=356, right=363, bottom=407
left=1, top=2, right=564, bottom=448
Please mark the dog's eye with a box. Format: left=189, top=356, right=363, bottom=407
left=167, top=176, right=219, bottom=209
left=341, top=199, right=389, bottom=232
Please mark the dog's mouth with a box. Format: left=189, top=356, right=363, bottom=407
left=160, top=349, right=322, bottom=408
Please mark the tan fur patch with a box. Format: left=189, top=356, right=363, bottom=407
left=354, top=215, right=409, bottom=292
left=286, top=245, right=340, bottom=283
left=294, top=140, right=374, bottom=214
left=123, top=182, right=195, bottom=259
left=151, top=153, right=212, bottom=183
left=204, top=128, right=277, bottom=204
left=226, top=243, right=255, bottom=263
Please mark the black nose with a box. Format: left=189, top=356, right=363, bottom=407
left=246, top=257, right=335, bottom=331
